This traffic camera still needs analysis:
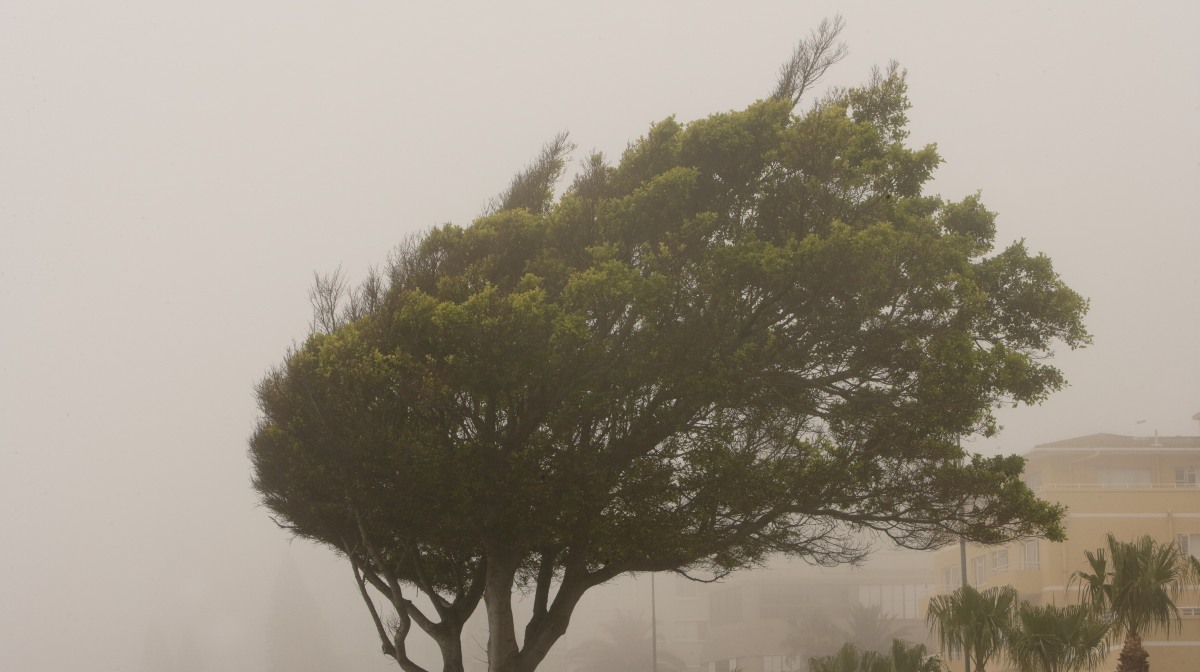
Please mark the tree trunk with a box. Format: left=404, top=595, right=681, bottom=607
left=435, top=623, right=467, bottom=672
left=1115, top=632, right=1148, bottom=672
left=484, top=554, right=521, bottom=672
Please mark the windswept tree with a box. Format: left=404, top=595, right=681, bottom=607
left=1070, top=534, right=1194, bottom=672
left=250, top=18, right=1089, bottom=672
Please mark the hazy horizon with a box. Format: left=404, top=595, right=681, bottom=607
left=2, top=2, right=1198, bottom=670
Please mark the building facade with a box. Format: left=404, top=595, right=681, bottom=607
left=664, top=549, right=933, bottom=672
left=931, top=432, right=1200, bottom=672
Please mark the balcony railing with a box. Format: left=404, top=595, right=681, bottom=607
left=1035, top=483, right=1200, bottom=492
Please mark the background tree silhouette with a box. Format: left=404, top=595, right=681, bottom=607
left=567, top=612, right=685, bottom=672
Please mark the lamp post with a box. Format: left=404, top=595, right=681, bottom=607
left=652, top=571, right=662, bottom=672
left=957, top=433, right=971, bottom=672
left=651, top=573, right=658, bottom=672
left=960, top=532, right=970, bottom=672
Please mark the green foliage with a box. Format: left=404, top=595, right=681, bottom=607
left=926, top=585, right=1018, bottom=672
left=250, top=24, right=1088, bottom=672
left=887, top=640, right=945, bottom=672
left=1005, top=603, right=1110, bottom=672
left=928, top=587, right=1112, bottom=672
left=1071, top=534, right=1189, bottom=642
left=808, top=640, right=942, bottom=672
left=809, top=642, right=890, bottom=672
left=1070, top=534, right=1195, bottom=672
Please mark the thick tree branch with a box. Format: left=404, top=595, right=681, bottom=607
left=345, top=547, right=398, bottom=657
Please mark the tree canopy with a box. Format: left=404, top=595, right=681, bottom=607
left=250, top=22, right=1088, bottom=672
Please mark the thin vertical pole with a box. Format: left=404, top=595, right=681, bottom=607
left=958, top=434, right=970, bottom=672
left=960, top=534, right=970, bottom=672
left=651, top=573, right=659, bottom=672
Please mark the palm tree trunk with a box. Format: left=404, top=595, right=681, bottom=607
left=1115, top=632, right=1148, bottom=672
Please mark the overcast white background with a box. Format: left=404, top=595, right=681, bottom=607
left=2, top=2, right=1198, bottom=670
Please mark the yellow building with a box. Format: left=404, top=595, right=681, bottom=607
left=931, top=431, right=1200, bottom=672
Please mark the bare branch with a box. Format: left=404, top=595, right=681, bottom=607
left=486, top=132, right=575, bottom=216
left=345, top=545, right=398, bottom=657
left=309, top=267, right=348, bottom=335
left=772, top=15, right=849, bottom=106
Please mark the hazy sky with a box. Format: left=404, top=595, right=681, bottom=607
left=2, top=2, right=1198, bottom=670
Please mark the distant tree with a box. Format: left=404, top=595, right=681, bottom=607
left=784, top=603, right=911, bottom=663
left=926, top=585, right=1018, bottom=672
left=1070, top=534, right=1193, bottom=672
left=843, top=604, right=910, bottom=655
left=567, top=612, right=685, bottom=672
left=886, top=639, right=944, bottom=672
left=1005, top=602, right=1109, bottom=672
left=784, top=613, right=845, bottom=665
left=807, top=639, right=939, bottom=672
left=250, top=17, right=1089, bottom=672
left=809, top=642, right=888, bottom=672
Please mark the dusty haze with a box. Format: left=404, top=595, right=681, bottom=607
left=1, top=2, right=1197, bottom=670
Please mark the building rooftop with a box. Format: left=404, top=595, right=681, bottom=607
left=1029, top=432, right=1200, bottom=452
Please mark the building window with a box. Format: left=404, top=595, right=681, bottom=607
left=1024, top=472, right=1042, bottom=490
left=1178, top=534, right=1200, bottom=559
left=1176, top=467, right=1199, bottom=488
left=763, top=656, right=796, bottom=672
left=857, top=583, right=931, bottom=619
left=1097, top=468, right=1152, bottom=488
left=709, top=658, right=738, bottom=672
left=991, top=549, right=1009, bottom=574
left=1180, top=607, right=1200, bottom=617
left=1023, top=540, right=1040, bottom=570
left=711, top=589, right=743, bottom=625
left=942, top=565, right=961, bottom=590
left=972, top=556, right=987, bottom=585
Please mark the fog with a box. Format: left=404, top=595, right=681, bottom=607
left=1, top=2, right=1197, bottom=670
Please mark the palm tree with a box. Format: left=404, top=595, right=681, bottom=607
left=808, top=642, right=889, bottom=672
left=926, top=584, right=1018, bottom=672
left=1070, top=534, right=1192, bottom=672
left=807, top=640, right=942, bottom=672
left=783, top=603, right=913, bottom=665
left=1005, top=602, right=1110, bottom=672
left=888, top=639, right=945, bottom=672
left=845, top=604, right=913, bottom=655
